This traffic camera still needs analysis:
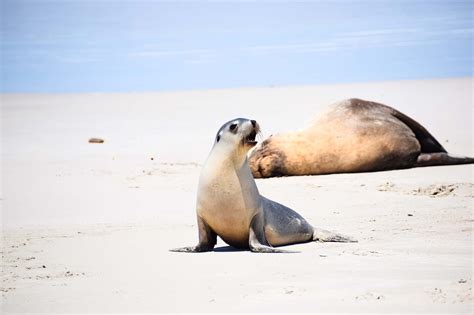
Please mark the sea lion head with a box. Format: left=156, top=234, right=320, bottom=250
left=214, top=118, right=260, bottom=156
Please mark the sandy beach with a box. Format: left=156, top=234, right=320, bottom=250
left=1, top=78, right=473, bottom=313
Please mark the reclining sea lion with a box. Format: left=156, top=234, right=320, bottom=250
left=249, top=98, right=474, bottom=178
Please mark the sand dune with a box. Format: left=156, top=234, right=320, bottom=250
left=1, top=78, right=473, bottom=313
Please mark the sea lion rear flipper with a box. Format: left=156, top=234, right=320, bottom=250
left=312, top=228, right=357, bottom=243
left=415, top=152, right=474, bottom=167
left=249, top=212, right=296, bottom=253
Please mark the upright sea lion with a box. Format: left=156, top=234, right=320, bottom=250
left=171, top=118, right=355, bottom=253
left=249, top=98, right=474, bottom=178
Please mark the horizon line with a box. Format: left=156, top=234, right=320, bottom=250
left=1, top=75, right=472, bottom=96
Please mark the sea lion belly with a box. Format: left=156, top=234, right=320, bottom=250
left=197, top=163, right=258, bottom=248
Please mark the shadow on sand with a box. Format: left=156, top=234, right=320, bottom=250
left=213, top=245, right=246, bottom=252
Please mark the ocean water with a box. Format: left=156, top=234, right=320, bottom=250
left=1, top=1, right=473, bottom=93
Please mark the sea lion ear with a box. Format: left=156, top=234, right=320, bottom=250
left=216, top=135, right=221, bottom=142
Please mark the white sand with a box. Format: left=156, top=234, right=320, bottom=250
left=1, top=78, right=473, bottom=313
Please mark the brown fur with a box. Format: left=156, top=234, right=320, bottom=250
left=249, top=98, right=473, bottom=178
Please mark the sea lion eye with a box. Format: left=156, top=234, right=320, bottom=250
left=216, top=135, right=220, bottom=142
left=229, top=123, right=238, bottom=131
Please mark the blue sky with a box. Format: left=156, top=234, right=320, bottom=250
left=1, top=0, right=473, bottom=93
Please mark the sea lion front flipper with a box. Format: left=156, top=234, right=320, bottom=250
left=249, top=212, right=296, bottom=253
left=170, top=215, right=217, bottom=253
left=169, top=246, right=202, bottom=253
left=312, top=228, right=357, bottom=243
left=388, top=107, right=446, bottom=154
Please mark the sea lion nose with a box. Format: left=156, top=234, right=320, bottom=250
left=250, top=120, right=257, bottom=128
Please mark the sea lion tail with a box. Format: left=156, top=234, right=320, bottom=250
left=415, top=153, right=474, bottom=167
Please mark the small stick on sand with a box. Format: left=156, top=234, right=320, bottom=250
left=88, top=138, right=104, bottom=144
